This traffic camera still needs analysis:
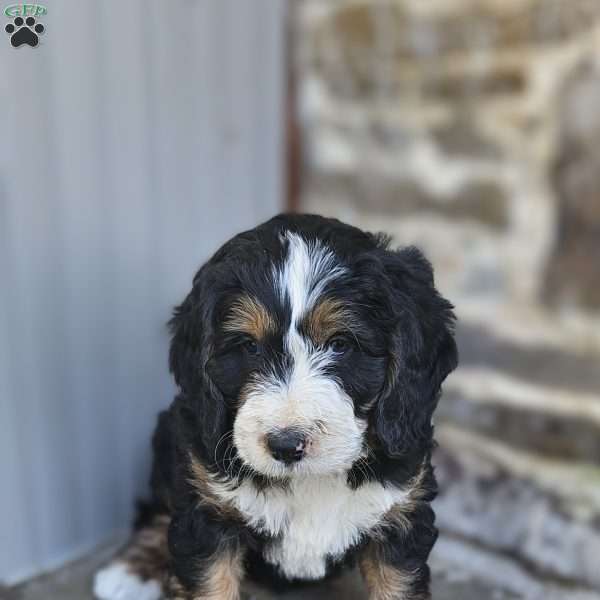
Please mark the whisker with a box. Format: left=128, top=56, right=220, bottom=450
left=214, top=430, right=235, bottom=466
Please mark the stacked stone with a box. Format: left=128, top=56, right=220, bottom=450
left=294, top=0, right=600, bottom=596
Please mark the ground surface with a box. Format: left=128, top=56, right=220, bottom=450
left=0, top=536, right=520, bottom=600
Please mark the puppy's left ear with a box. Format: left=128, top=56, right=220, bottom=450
left=374, top=246, right=458, bottom=458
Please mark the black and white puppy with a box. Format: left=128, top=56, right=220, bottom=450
left=94, top=213, right=458, bottom=600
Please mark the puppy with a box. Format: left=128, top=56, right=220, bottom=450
left=94, top=214, right=457, bottom=600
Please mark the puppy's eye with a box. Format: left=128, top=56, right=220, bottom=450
left=326, top=335, right=353, bottom=355
left=242, top=338, right=259, bottom=355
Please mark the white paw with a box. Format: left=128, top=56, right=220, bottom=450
left=93, top=562, right=162, bottom=600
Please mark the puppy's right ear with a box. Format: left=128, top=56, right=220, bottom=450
left=169, top=292, right=204, bottom=393
left=168, top=274, right=230, bottom=462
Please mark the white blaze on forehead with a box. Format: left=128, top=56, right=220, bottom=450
left=275, top=231, right=347, bottom=327
left=274, top=231, right=349, bottom=402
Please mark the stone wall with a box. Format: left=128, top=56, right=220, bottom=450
left=293, top=0, right=600, bottom=595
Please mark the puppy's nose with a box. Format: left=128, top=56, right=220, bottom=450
left=266, top=430, right=306, bottom=464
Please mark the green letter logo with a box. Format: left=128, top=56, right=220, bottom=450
left=4, top=4, right=47, bottom=18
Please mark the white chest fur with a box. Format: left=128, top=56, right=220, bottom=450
left=212, top=474, right=409, bottom=580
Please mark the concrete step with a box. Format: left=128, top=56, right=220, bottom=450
left=456, top=322, right=600, bottom=397
left=439, top=367, right=600, bottom=463
left=434, top=425, right=600, bottom=592
left=432, top=316, right=600, bottom=592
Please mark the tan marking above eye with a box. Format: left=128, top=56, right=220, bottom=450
left=223, top=295, right=275, bottom=340
left=305, top=298, right=354, bottom=346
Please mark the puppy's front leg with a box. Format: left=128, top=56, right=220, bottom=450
left=166, top=508, right=245, bottom=600
left=359, top=503, right=437, bottom=600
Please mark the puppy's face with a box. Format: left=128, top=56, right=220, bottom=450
left=170, top=215, right=457, bottom=480
left=209, top=232, right=387, bottom=478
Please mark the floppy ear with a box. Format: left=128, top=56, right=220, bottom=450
left=169, top=262, right=220, bottom=392
left=169, top=294, right=203, bottom=393
left=168, top=276, right=229, bottom=461
left=374, top=246, right=458, bottom=458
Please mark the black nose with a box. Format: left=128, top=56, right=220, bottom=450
left=266, top=430, right=306, bottom=464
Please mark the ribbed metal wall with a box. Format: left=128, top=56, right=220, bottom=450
left=0, top=0, right=285, bottom=584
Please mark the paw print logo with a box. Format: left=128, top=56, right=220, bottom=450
left=5, top=16, right=44, bottom=47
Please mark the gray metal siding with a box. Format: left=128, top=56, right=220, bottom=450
left=0, top=0, right=285, bottom=584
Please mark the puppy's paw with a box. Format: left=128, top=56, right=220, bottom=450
left=93, top=562, right=162, bottom=600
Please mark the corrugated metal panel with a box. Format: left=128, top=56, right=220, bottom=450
left=0, top=0, right=285, bottom=584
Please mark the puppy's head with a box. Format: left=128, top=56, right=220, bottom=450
left=169, top=214, right=457, bottom=479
